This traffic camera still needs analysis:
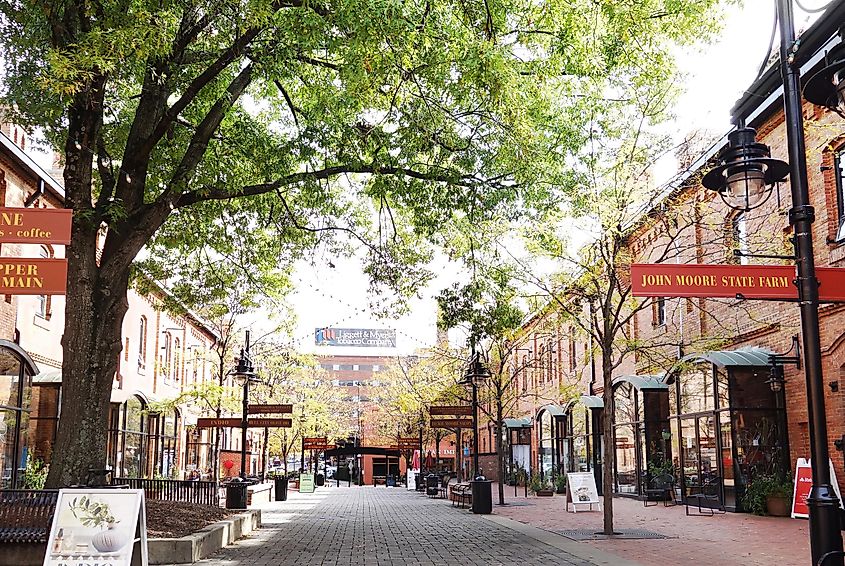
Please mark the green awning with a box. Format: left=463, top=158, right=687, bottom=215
left=579, top=395, right=604, bottom=409
left=538, top=404, right=565, bottom=418
left=503, top=417, right=532, bottom=429
left=33, top=368, right=62, bottom=384
left=612, top=374, right=668, bottom=391
left=678, top=347, right=775, bottom=368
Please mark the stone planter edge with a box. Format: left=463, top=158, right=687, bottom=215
left=148, top=509, right=262, bottom=565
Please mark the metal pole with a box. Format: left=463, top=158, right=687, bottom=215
left=472, top=377, right=479, bottom=479
left=776, top=1, right=843, bottom=562
left=240, top=332, right=250, bottom=480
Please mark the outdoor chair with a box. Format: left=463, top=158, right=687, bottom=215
left=685, top=476, right=725, bottom=516
left=643, top=473, right=676, bottom=507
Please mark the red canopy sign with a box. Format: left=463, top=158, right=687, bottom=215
left=632, top=263, right=845, bottom=302
left=0, top=258, right=67, bottom=295
left=0, top=207, right=72, bottom=245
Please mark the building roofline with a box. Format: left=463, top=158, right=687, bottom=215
left=0, top=131, right=64, bottom=200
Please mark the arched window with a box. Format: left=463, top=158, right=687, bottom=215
left=113, top=395, right=149, bottom=478
left=36, top=246, right=53, bottom=319
left=0, top=341, right=35, bottom=488
left=157, top=408, right=179, bottom=478
left=138, top=316, right=147, bottom=369
left=162, top=332, right=172, bottom=382
left=172, top=338, right=181, bottom=383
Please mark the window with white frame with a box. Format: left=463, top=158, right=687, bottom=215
left=835, top=149, right=845, bottom=242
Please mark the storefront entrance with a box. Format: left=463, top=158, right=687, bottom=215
left=670, top=348, right=788, bottom=512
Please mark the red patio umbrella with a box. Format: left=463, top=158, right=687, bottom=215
left=411, top=450, right=420, bottom=470
left=425, top=451, right=434, bottom=470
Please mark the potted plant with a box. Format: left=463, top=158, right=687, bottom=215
left=555, top=474, right=566, bottom=494
left=530, top=475, right=554, bottom=496
left=742, top=473, right=793, bottom=516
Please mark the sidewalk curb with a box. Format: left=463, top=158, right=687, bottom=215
left=148, top=509, right=262, bottom=564
left=482, top=514, right=644, bottom=566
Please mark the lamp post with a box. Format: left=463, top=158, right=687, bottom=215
left=463, top=350, right=491, bottom=479
left=703, top=3, right=843, bottom=562
left=232, top=331, right=259, bottom=480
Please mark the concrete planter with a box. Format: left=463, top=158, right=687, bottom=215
left=148, top=509, right=261, bottom=565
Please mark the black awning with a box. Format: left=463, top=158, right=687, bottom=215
left=324, top=446, right=402, bottom=458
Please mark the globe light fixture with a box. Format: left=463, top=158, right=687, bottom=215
left=701, top=127, right=790, bottom=211
left=804, top=28, right=845, bottom=117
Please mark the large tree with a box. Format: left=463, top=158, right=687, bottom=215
left=1, top=0, right=731, bottom=486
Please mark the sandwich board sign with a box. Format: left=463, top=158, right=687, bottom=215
left=299, top=473, right=316, bottom=493
left=791, top=458, right=843, bottom=519
left=44, top=488, right=148, bottom=566
left=566, top=472, right=600, bottom=513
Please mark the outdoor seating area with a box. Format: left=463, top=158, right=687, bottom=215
left=450, top=483, right=472, bottom=509
left=685, top=477, right=726, bottom=516
left=643, top=474, right=676, bottom=507
left=0, top=490, right=59, bottom=543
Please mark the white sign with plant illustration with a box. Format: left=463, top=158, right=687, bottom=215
left=565, top=472, right=600, bottom=513
left=43, top=488, right=148, bottom=566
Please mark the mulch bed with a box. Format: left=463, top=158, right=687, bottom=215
left=145, top=500, right=238, bottom=539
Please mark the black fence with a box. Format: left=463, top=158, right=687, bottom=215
left=112, top=477, right=219, bottom=506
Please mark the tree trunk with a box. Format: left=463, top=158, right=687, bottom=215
left=45, top=229, right=128, bottom=487
left=601, top=356, right=615, bottom=535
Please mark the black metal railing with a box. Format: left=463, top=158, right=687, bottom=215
left=0, top=489, right=59, bottom=543
left=111, top=477, right=219, bottom=506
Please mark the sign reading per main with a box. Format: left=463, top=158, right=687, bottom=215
left=632, top=263, right=845, bottom=302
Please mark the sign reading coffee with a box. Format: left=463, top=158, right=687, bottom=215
left=632, top=263, right=845, bottom=302
left=0, top=207, right=72, bottom=244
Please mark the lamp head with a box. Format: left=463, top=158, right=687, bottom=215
left=701, top=127, right=789, bottom=211
left=804, top=31, right=845, bottom=118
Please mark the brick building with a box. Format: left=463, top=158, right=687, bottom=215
left=0, top=123, right=263, bottom=487
left=492, top=2, right=845, bottom=513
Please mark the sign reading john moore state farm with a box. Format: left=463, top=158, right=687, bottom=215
left=632, top=263, right=845, bottom=302
left=315, top=327, right=396, bottom=348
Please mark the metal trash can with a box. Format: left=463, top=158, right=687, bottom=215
left=471, top=479, right=492, bottom=514
left=425, top=473, right=439, bottom=496
left=274, top=476, right=289, bottom=501
left=415, top=473, right=424, bottom=492
left=316, top=473, right=325, bottom=487
left=225, top=478, right=248, bottom=509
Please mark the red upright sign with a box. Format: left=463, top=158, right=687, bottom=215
left=632, top=263, right=845, bottom=302
left=0, top=258, right=67, bottom=295
left=792, top=464, right=813, bottom=518
left=0, top=207, right=72, bottom=245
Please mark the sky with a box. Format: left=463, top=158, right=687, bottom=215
left=288, top=1, right=827, bottom=356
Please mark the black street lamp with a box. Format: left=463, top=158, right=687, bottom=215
left=704, top=2, right=843, bottom=562
left=804, top=27, right=845, bottom=118
left=232, top=332, right=259, bottom=480
left=463, top=351, right=491, bottom=479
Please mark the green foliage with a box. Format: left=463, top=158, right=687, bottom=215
left=742, top=473, right=793, bottom=516
left=555, top=474, right=566, bottom=492
left=529, top=474, right=550, bottom=493
left=647, top=458, right=674, bottom=479
left=69, top=496, right=118, bottom=528
left=22, top=455, right=48, bottom=489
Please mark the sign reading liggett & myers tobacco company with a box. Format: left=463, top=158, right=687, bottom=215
left=632, top=263, right=845, bottom=302
left=314, top=327, right=396, bottom=348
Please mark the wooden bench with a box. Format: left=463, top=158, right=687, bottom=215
left=373, top=475, right=387, bottom=486
left=0, top=490, right=59, bottom=543
left=450, top=483, right=472, bottom=508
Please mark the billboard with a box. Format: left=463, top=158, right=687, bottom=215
left=315, top=327, right=396, bottom=348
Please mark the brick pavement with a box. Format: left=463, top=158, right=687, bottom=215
left=493, top=490, right=811, bottom=566
left=170, top=485, right=639, bottom=566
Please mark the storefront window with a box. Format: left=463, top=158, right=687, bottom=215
left=0, top=343, right=35, bottom=489
left=538, top=410, right=554, bottom=479
left=669, top=357, right=787, bottom=512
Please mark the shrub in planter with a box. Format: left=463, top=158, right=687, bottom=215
left=530, top=475, right=554, bottom=496
left=555, top=474, right=566, bottom=494
left=743, top=473, right=793, bottom=516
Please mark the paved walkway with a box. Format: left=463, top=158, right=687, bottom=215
left=174, top=486, right=639, bottom=566
left=494, top=490, right=810, bottom=566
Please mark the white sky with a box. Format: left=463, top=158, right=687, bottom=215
left=20, top=1, right=827, bottom=356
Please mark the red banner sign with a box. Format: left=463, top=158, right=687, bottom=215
left=632, top=263, right=845, bottom=302
left=248, top=404, right=293, bottom=414
left=792, top=463, right=813, bottom=518
left=0, top=207, right=72, bottom=244
left=430, top=418, right=473, bottom=429
left=303, top=437, right=328, bottom=450
left=0, top=258, right=67, bottom=295
left=430, top=405, right=473, bottom=416
left=196, top=417, right=291, bottom=428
